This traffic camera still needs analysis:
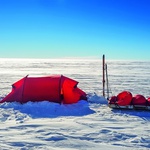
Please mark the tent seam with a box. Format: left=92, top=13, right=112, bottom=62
left=21, top=75, right=28, bottom=103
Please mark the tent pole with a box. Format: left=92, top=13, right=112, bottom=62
left=102, top=55, right=105, bottom=98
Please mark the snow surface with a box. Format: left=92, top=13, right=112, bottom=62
left=0, top=58, right=150, bottom=150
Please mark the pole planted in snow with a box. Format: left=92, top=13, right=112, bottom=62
left=102, top=55, right=105, bottom=98
left=105, top=64, right=109, bottom=100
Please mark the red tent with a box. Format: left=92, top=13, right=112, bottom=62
left=1, top=75, right=87, bottom=104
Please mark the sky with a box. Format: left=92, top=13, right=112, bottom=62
left=0, top=0, right=150, bottom=60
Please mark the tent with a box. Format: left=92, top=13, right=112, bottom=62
left=1, top=75, right=87, bottom=104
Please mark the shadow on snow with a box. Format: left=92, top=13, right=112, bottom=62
left=111, top=108, right=150, bottom=120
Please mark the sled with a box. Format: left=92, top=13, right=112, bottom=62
left=101, top=55, right=150, bottom=111
left=108, top=103, right=150, bottom=111
left=108, top=91, right=150, bottom=111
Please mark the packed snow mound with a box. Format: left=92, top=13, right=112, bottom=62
left=87, top=93, right=107, bottom=104
left=0, top=100, right=95, bottom=118
left=0, top=94, right=106, bottom=119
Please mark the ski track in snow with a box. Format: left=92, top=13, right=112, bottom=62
left=0, top=58, right=150, bottom=150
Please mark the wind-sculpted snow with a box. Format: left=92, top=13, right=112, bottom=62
left=0, top=100, right=95, bottom=119
left=0, top=58, right=150, bottom=150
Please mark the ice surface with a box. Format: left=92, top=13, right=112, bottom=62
left=0, top=58, right=150, bottom=150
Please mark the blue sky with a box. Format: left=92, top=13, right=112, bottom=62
left=0, top=0, right=150, bottom=60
